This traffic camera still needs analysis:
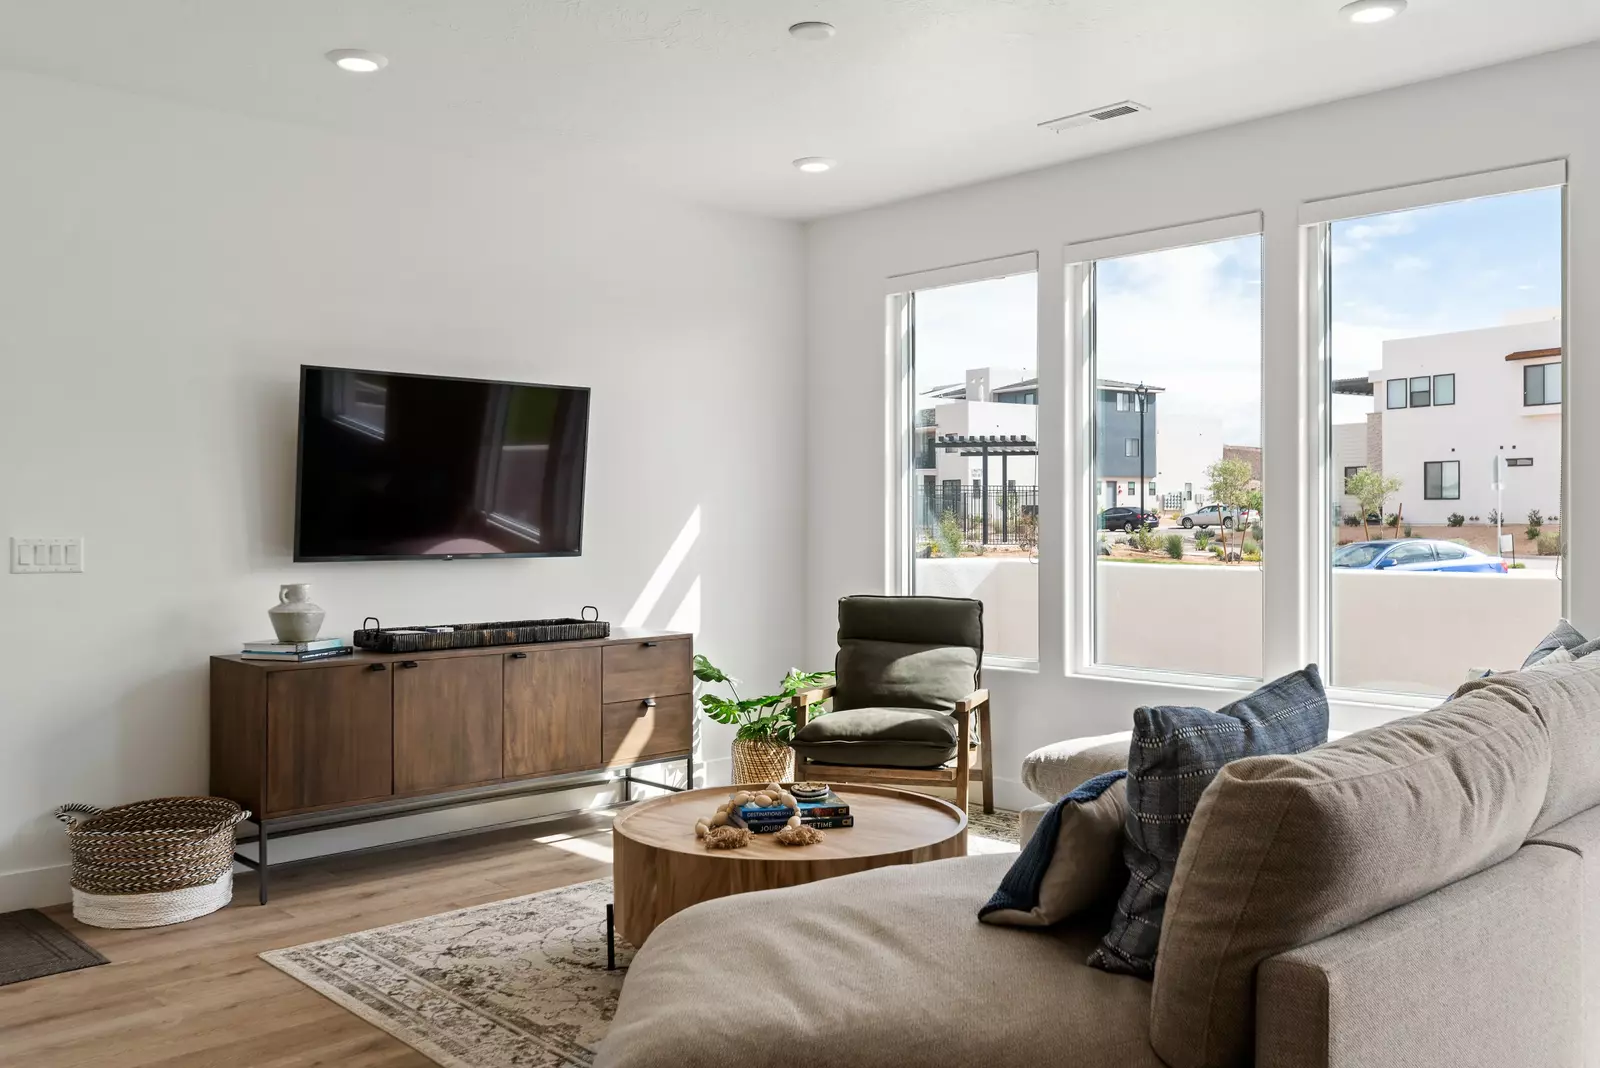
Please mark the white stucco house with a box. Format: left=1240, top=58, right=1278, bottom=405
left=1335, top=315, right=1562, bottom=525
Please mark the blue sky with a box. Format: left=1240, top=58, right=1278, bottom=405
left=912, top=185, right=1562, bottom=444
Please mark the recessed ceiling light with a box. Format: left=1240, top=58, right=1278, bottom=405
left=793, top=157, right=836, bottom=173
left=1340, top=0, right=1406, bottom=24
left=788, top=21, right=837, bottom=41
left=325, top=48, right=388, bottom=73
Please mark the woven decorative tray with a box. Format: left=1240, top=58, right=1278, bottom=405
left=354, top=609, right=610, bottom=653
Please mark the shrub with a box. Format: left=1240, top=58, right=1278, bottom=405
left=1403, top=524, right=1414, bottom=538
left=1242, top=538, right=1260, bottom=556
left=1526, top=525, right=1542, bottom=543
left=1468, top=515, right=1481, bottom=522
left=1510, top=562, right=1526, bottom=570
left=1528, top=509, right=1545, bottom=527
left=1342, top=514, right=1361, bottom=527
left=1487, top=509, right=1502, bottom=525
left=1537, top=532, right=1561, bottom=556
left=1446, top=513, right=1465, bottom=527
left=1242, top=550, right=1262, bottom=563
left=1195, top=529, right=1213, bottom=548
left=936, top=510, right=964, bottom=558
left=1163, top=534, right=1184, bottom=560
left=1131, top=527, right=1159, bottom=553
left=1249, top=522, right=1264, bottom=542
left=1212, top=544, right=1226, bottom=559
left=1384, top=513, right=1399, bottom=528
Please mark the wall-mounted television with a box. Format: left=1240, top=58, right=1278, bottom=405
left=293, top=366, right=591, bottom=561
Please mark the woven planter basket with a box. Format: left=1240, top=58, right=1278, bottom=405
left=56, top=796, right=248, bottom=929
left=731, top=738, right=794, bottom=785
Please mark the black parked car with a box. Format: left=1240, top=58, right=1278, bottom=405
left=1099, top=506, right=1160, bottom=532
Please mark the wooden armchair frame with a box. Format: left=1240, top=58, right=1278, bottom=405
left=791, top=686, right=994, bottom=814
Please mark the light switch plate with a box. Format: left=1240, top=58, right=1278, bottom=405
left=10, top=537, right=84, bottom=574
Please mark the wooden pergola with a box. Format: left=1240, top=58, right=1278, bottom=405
left=933, top=433, right=1039, bottom=544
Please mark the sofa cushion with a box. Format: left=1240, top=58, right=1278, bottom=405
left=791, top=707, right=958, bottom=768
left=981, top=771, right=1129, bottom=927
left=1021, top=732, right=1132, bottom=801
left=596, top=855, right=1166, bottom=1068
left=1455, top=656, right=1600, bottom=833
left=1149, top=683, right=1552, bottom=1068
left=834, top=640, right=980, bottom=713
left=1090, top=666, right=1329, bottom=979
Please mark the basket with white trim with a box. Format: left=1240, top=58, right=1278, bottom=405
left=55, top=796, right=248, bottom=928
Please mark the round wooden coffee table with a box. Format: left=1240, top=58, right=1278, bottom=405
left=610, top=783, right=967, bottom=949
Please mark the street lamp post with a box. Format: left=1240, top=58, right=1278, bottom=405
left=1134, top=382, right=1150, bottom=523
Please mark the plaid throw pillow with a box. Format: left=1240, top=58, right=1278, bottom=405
left=1088, top=665, right=1328, bottom=978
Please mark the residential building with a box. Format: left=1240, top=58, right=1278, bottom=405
left=915, top=370, right=1161, bottom=513
left=1336, top=317, right=1563, bottom=524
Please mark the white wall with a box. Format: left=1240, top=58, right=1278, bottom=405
left=919, top=558, right=1558, bottom=696
left=1374, top=320, right=1563, bottom=524
left=0, top=69, right=806, bottom=909
left=806, top=44, right=1599, bottom=811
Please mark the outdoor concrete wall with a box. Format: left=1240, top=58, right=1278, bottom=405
left=917, top=558, right=1558, bottom=695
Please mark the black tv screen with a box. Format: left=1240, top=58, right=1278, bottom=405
left=294, top=367, right=590, bottom=561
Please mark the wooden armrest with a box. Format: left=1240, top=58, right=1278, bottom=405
left=954, top=689, right=990, bottom=716
left=790, top=684, right=836, bottom=708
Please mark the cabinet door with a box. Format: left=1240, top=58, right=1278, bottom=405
left=504, top=647, right=602, bottom=779
left=266, top=665, right=393, bottom=815
left=393, top=656, right=504, bottom=792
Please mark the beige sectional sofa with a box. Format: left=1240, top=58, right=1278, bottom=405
left=597, top=659, right=1600, bottom=1068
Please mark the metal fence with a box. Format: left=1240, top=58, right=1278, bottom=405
left=918, top=485, right=1039, bottom=547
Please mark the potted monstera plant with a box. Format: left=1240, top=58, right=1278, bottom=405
left=694, top=654, right=833, bottom=785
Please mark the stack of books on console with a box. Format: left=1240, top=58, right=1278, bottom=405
left=240, top=638, right=351, bottom=663
left=729, top=789, right=854, bottom=833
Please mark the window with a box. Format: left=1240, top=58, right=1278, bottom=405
left=1525, top=362, right=1561, bottom=406
left=1323, top=177, right=1563, bottom=697
left=1423, top=460, right=1460, bottom=500
left=901, top=264, right=1039, bottom=660
left=1409, top=376, right=1432, bottom=408
left=1343, top=465, right=1365, bottom=487
left=1079, top=219, right=1262, bottom=680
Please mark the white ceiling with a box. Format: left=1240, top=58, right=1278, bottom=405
left=1, top=1, right=1597, bottom=219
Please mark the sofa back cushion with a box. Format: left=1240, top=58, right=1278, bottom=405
left=1089, top=667, right=1328, bottom=978
left=834, top=596, right=982, bottom=712
left=1454, top=656, right=1600, bottom=834
left=1149, top=686, right=1552, bottom=1068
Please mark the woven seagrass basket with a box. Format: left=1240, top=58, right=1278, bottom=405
left=731, top=738, right=794, bottom=785
left=55, top=796, right=248, bottom=929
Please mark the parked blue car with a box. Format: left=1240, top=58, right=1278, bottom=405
left=1333, top=539, right=1508, bottom=574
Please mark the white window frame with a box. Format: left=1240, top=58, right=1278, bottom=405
left=1301, top=160, right=1568, bottom=705
left=885, top=251, right=1041, bottom=669
left=1065, top=211, right=1266, bottom=687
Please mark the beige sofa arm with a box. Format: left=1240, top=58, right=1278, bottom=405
left=1255, top=843, right=1582, bottom=1068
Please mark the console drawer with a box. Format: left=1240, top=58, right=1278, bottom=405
left=603, top=693, right=692, bottom=766
left=603, top=637, right=692, bottom=704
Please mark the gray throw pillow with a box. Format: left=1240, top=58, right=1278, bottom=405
left=979, top=771, right=1128, bottom=927
left=1523, top=619, right=1588, bottom=668
left=1088, top=665, right=1329, bottom=978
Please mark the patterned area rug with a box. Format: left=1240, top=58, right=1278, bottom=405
left=262, top=809, right=1020, bottom=1068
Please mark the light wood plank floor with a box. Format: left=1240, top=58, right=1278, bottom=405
left=0, top=813, right=617, bottom=1067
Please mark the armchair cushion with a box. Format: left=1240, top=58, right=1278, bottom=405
left=791, top=707, right=959, bottom=768
left=835, top=640, right=980, bottom=713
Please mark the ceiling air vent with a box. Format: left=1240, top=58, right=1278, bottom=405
left=1038, top=100, right=1150, bottom=133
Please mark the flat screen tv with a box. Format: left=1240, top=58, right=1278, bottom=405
left=294, top=366, right=591, bottom=561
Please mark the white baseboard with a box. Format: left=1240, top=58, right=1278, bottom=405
left=0, top=864, right=72, bottom=912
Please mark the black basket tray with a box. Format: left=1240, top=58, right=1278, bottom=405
left=354, top=609, right=610, bottom=654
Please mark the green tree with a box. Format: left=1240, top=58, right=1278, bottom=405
left=1345, top=468, right=1403, bottom=542
left=1205, top=457, right=1253, bottom=560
